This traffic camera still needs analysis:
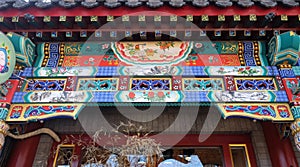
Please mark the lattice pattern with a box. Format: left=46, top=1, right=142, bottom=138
left=25, top=79, right=66, bottom=91
left=235, top=78, right=276, bottom=90
left=183, top=78, right=224, bottom=91
left=77, top=78, right=118, bottom=91
left=130, top=78, right=171, bottom=90
left=243, top=42, right=256, bottom=66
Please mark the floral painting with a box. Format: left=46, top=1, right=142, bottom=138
left=112, top=41, right=193, bottom=65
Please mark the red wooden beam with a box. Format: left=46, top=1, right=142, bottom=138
left=0, top=6, right=299, bottom=17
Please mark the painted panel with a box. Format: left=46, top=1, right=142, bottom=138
left=182, top=78, right=224, bottom=91
left=23, top=78, right=67, bottom=91
left=243, top=41, right=256, bottom=66
left=114, top=91, right=184, bottom=102
left=32, top=67, right=98, bottom=77
left=62, top=55, right=119, bottom=67
left=22, top=91, right=93, bottom=103
left=130, top=78, right=171, bottom=90
left=217, top=103, right=293, bottom=121
left=203, top=66, right=270, bottom=76
left=112, top=41, right=193, bottom=65
left=118, top=66, right=183, bottom=76
left=6, top=103, right=85, bottom=122
left=207, top=91, right=288, bottom=102
left=77, top=78, right=118, bottom=91
left=0, top=79, right=19, bottom=103
left=64, top=42, right=111, bottom=56
left=224, top=76, right=236, bottom=91
left=234, top=77, right=277, bottom=91
left=282, top=78, right=300, bottom=101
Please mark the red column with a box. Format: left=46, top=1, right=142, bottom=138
left=7, top=123, right=42, bottom=167
left=261, top=122, right=299, bottom=167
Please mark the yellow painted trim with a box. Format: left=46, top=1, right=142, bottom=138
left=229, top=144, right=251, bottom=167
left=6, top=103, right=85, bottom=122
left=53, top=144, right=75, bottom=167
left=76, top=78, right=119, bottom=91
left=217, top=103, right=294, bottom=122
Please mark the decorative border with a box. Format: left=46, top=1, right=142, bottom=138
left=21, top=66, right=280, bottom=77
left=217, top=103, right=293, bottom=121
left=6, top=103, right=85, bottom=122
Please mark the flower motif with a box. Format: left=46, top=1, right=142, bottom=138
left=238, top=68, right=244, bottom=72
left=89, top=57, right=95, bottom=62
left=246, top=66, right=251, bottom=70
left=195, top=43, right=203, bottom=48
left=102, top=43, right=109, bottom=49
left=157, top=91, right=165, bottom=98
left=128, top=92, right=135, bottom=99
left=59, top=67, right=67, bottom=73
left=148, top=92, right=155, bottom=98
left=219, top=67, right=224, bottom=71
left=51, top=68, right=58, bottom=73
left=212, top=43, right=216, bottom=47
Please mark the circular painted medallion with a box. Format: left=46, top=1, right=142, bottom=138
left=0, top=32, right=16, bottom=84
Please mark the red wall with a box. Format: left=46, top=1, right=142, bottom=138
left=6, top=123, right=42, bottom=167
left=262, top=122, right=299, bottom=167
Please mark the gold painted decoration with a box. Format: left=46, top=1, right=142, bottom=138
left=217, top=103, right=293, bottom=121
left=6, top=104, right=85, bottom=122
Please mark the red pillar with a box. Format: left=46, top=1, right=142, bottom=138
left=6, top=123, right=42, bottom=167
left=262, top=122, right=299, bottom=167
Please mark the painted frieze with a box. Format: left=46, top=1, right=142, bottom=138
left=130, top=78, right=171, bottom=90
left=114, top=91, right=184, bottom=102
left=19, top=91, right=93, bottom=103
left=118, top=66, right=183, bottom=76
left=24, top=79, right=67, bottom=91
left=235, top=77, right=277, bottom=91
left=207, top=91, right=288, bottom=102
left=217, top=103, right=293, bottom=121
left=32, top=67, right=98, bottom=77
left=182, top=78, right=224, bottom=91
left=77, top=78, right=118, bottom=91
left=203, top=66, right=276, bottom=76
left=6, top=103, right=85, bottom=122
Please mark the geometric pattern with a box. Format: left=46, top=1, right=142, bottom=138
left=279, top=68, right=295, bottom=78
left=24, top=79, right=66, bottom=91
left=183, top=78, right=224, bottom=91
left=130, top=78, right=171, bottom=90
left=77, top=78, right=118, bottom=91
left=243, top=42, right=256, bottom=66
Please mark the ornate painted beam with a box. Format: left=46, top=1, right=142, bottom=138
left=6, top=103, right=85, bottom=122
left=217, top=103, right=293, bottom=121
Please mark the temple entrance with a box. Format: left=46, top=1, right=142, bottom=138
left=51, top=134, right=256, bottom=167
